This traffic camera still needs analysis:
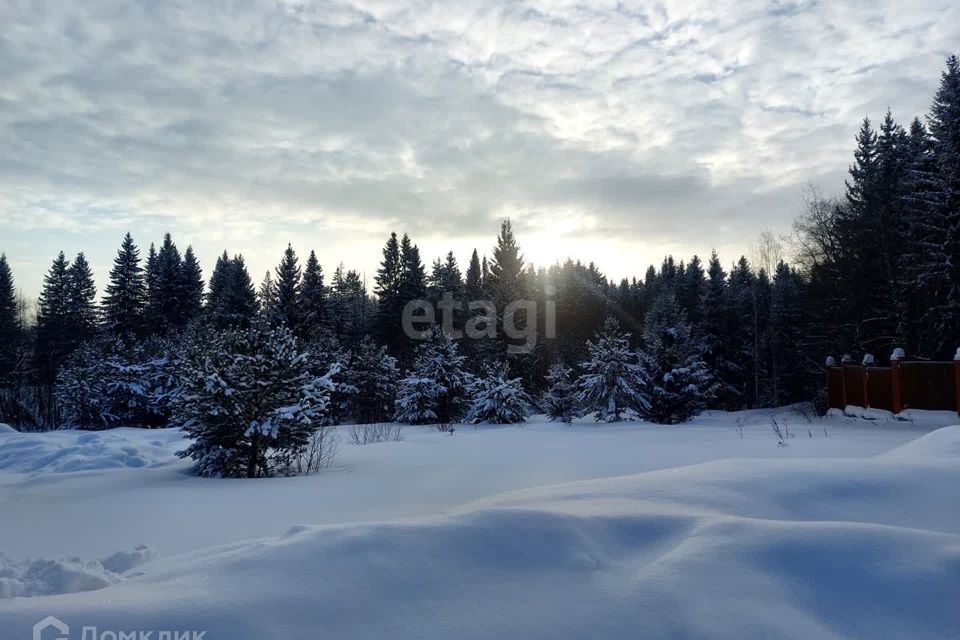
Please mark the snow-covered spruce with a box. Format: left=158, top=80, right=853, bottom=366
left=394, top=330, right=473, bottom=425
left=303, top=329, right=353, bottom=425
left=56, top=336, right=178, bottom=430
left=465, top=368, right=532, bottom=424
left=576, top=318, right=650, bottom=422
left=342, top=337, right=399, bottom=424
left=542, top=362, right=578, bottom=423
left=639, top=291, right=711, bottom=424
left=174, top=323, right=335, bottom=478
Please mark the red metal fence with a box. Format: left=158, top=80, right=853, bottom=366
left=826, top=358, right=960, bottom=414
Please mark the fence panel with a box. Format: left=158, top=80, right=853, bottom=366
left=866, top=367, right=893, bottom=410
left=843, top=367, right=866, bottom=407
left=899, top=362, right=957, bottom=411
left=827, top=362, right=958, bottom=413
left=827, top=368, right=845, bottom=409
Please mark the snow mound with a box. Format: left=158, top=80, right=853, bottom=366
left=883, top=424, right=960, bottom=459
left=0, top=423, right=16, bottom=433
left=2, top=440, right=958, bottom=639
left=0, top=545, right=156, bottom=599
left=0, top=428, right=185, bottom=473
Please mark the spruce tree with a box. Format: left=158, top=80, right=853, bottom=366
left=344, top=337, right=399, bottom=424
left=770, top=261, right=805, bottom=404
left=374, top=232, right=404, bottom=352
left=207, top=251, right=231, bottom=318
left=225, top=255, right=259, bottom=327
left=576, top=317, right=649, bottom=422
left=103, top=233, right=146, bottom=337
left=727, top=256, right=760, bottom=407
left=258, top=271, right=278, bottom=320
left=274, top=244, right=301, bottom=330
left=147, top=233, right=183, bottom=334
left=465, top=367, right=532, bottom=424
left=175, top=323, right=335, bottom=478
left=399, top=233, right=426, bottom=304
left=542, top=362, right=578, bottom=423
left=677, top=254, right=705, bottom=326
left=639, top=291, right=710, bottom=424
left=394, top=330, right=472, bottom=425
left=0, top=254, right=20, bottom=381
left=930, top=55, right=960, bottom=355
left=68, top=252, right=98, bottom=341
left=701, top=251, right=740, bottom=409
left=209, top=253, right=258, bottom=328
left=300, top=250, right=326, bottom=337
left=465, top=249, right=483, bottom=301
left=486, top=219, right=525, bottom=315
left=179, top=246, right=204, bottom=325
left=36, top=252, right=74, bottom=379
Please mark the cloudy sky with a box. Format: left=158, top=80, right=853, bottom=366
left=1, top=0, right=957, bottom=298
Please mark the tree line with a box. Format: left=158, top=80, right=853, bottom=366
left=0, top=54, right=957, bottom=434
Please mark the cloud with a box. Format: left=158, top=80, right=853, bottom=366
left=0, top=0, right=957, bottom=296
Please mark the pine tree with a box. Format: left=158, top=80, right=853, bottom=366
left=576, top=317, right=649, bottom=422
left=465, top=368, right=532, bottom=424
left=639, top=291, right=710, bottom=424
left=175, top=324, right=335, bottom=478
left=0, top=254, right=20, bottom=381
left=179, top=246, right=204, bottom=325
left=67, top=252, right=98, bottom=341
left=103, top=233, right=146, bottom=337
left=274, top=244, right=301, bottom=330
left=299, top=250, right=326, bottom=337
left=542, top=362, right=578, bottom=423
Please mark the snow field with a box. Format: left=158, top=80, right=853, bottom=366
left=0, top=409, right=958, bottom=639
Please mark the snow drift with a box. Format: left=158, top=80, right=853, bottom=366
left=2, top=426, right=958, bottom=639
left=0, top=545, right=156, bottom=599
left=0, top=427, right=184, bottom=473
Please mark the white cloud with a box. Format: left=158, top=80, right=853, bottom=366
left=0, top=0, right=957, bottom=296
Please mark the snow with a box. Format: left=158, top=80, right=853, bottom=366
left=0, top=545, right=157, bottom=599
left=1, top=408, right=958, bottom=638
left=0, top=428, right=185, bottom=473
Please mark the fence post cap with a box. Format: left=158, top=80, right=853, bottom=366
left=825, top=356, right=836, bottom=366
left=955, top=347, right=960, bottom=362
left=891, top=347, right=906, bottom=361
left=862, top=353, right=875, bottom=365
left=841, top=354, right=853, bottom=364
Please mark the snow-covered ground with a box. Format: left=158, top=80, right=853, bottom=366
left=1, top=408, right=958, bottom=639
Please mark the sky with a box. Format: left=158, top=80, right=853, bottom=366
left=1, top=0, right=958, bottom=300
